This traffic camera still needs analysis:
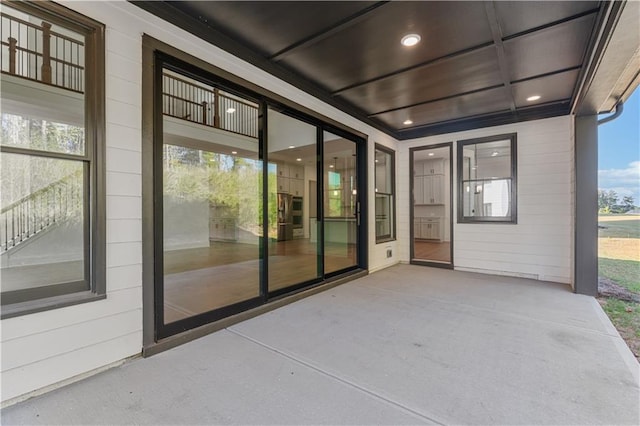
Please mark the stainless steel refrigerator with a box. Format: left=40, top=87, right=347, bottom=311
left=277, top=193, right=293, bottom=241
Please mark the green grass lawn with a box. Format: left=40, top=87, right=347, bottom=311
left=599, top=258, right=640, bottom=294
left=597, top=215, right=639, bottom=359
left=600, top=298, right=640, bottom=335
left=598, top=218, right=640, bottom=239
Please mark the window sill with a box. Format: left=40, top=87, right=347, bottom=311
left=375, top=237, right=396, bottom=244
left=1, top=291, right=106, bottom=320
left=457, top=218, right=517, bottom=224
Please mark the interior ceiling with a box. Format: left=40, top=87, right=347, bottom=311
left=134, top=1, right=611, bottom=140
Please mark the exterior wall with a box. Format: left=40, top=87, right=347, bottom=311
left=1, top=0, right=399, bottom=403
left=398, top=116, right=575, bottom=284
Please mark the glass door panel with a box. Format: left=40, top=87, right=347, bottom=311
left=411, top=144, right=452, bottom=265
left=267, top=109, right=320, bottom=292
left=323, top=131, right=358, bottom=274
left=161, top=69, right=261, bottom=325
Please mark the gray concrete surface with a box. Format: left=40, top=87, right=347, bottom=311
left=2, top=265, right=639, bottom=425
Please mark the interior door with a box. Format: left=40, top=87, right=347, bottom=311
left=410, top=143, right=453, bottom=267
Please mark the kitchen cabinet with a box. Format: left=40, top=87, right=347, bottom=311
left=276, top=163, right=304, bottom=194
left=414, top=174, right=444, bottom=204
left=290, top=178, right=304, bottom=196
left=414, top=217, right=442, bottom=240
left=414, top=175, right=424, bottom=204
left=289, top=165, right=304, bottom=179
left=277, top=164, right=289, bottom=178
left=414, top=159, right=444, bottom=176
left=424, top=174, right=444, bottom=204
left=210, top=217, right=238, bottom=241
left=277, top=176, right=290, bottom=193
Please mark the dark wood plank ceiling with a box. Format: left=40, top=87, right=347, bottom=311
left=133, top=1, right=603, bottom=139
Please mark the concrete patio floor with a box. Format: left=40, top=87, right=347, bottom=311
left=2, top=265, right=639, bottom=425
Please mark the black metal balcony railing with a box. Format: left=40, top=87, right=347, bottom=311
left=162, top=73, right=258, bottom=139
left=0, top=171, right=83, bottom=253
left=0, top=12, right=85, bottom=93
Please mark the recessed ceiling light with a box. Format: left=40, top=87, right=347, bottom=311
left=491, top=151, right=499, bottom=157
left=526, top=95, right=541, bottom=102
left=401, top=34, right=421, bottom=47
left=226, top=107, right=236, bottom=113
left=375, top=159, right=379, bottom=163
left=231, top=151, right=238, bottom=155
left=428, top=152, right=434, bottom=157
left=296, top=158, right=302, bottom=162
left=403, top=119, right=413, bottom=125
left=288, top=145, right=295, bottom=149
left=329, top=165, right=334, bottom=168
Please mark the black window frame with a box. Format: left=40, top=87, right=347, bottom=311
left=456, top=133, right=517, bottom=224
left=374, top=143, right=396, bottom=243
left=0, top=1, right=106, bottom=319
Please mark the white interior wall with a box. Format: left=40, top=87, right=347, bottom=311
left=0, top=0, right=400, bottom=403
left=399, top=116, right=574, bottom=284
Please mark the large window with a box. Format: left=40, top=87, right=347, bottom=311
left=457, top=134, right=517, bottom=223
left=0, top=2, right=105, bottom=317
left=375, top=144, right=395, bottom=242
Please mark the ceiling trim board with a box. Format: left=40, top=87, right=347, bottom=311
left=510, top=65, right=583, bottom=84
left=331, top=41, right=495, bottom=96
left=396, top=101, right=570, bottom=140
left=484, top=1, right=516, bottom=112
left=269, top=1, right=390, bottom=62
left=367, top=84, right=506, bottom=117
left=501, top=7, right=600, bottom=42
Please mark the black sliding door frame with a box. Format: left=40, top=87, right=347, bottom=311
left=151, top=51, right=367, bottom=340
left=321, top=123, right=368, bottom=278
left=153, top=53, right=266, bottom=339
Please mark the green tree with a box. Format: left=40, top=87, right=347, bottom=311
left=598, top=189, right=618, bottom=214
left=621, top=195, right=635, bottom=212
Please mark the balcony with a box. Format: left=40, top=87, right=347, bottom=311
left=1, top=11, right=84, bottom=93
left=162, top=71, right=258, bottom=139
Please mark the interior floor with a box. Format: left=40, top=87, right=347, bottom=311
left=413, top=240, right=451, bottom=264
left=0, top=259, right=84, bottom=292
left=163, top=239, right=356, bottom=323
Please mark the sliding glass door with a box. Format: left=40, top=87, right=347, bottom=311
left=157, top=67, right=263, bottom=336
left=152, top=56, right=365, bottom=339
left=323, top=131, right=359, bottom=274
left=267, top=108, right=321, bottom=294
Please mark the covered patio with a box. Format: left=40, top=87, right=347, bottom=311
left=2, top=265, right=638, bottom=425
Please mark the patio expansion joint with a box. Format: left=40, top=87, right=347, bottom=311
left=225, top=327, right=446, bottom=425
left=351, top=281, right=625, bottom=341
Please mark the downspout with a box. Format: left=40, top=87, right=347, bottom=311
left=597, top=101, right=624, bottom=125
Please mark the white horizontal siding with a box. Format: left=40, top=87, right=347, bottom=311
left=2, top=309, right=141, bottom=371
left=398, top=116, right=574, bottom=284
left=1, top=331, right=141, bottom=403
left=1, top=4, right=146, bottom=402
left=1, top=288, right=141, bottom=342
